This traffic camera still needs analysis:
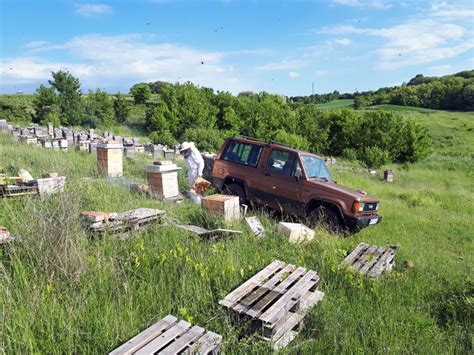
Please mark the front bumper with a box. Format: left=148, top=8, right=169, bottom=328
left=344, top=214, right=382, bottom=230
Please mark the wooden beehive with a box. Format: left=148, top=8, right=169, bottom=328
left=384, top=169, right=394, bottom=182
left=145, top=163, right=181, bottom=200
left=97, top=142, right=123, bottom=177
left=201, top=194, right=240, bottom=222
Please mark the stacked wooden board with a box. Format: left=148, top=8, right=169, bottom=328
left=342, top=242, right=396, bottom=277
left=81, top=208, right=165, bottom=235
left=219, top=260, right=324, bottom=349
left=109, top=315, right=222, bottom=354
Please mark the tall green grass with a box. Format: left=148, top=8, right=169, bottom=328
left=0, top=109, right=472, bottom=353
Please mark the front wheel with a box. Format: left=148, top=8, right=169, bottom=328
left=223, top=183, right=247, bottom=206
left=309, top=207, right=342, bottom=234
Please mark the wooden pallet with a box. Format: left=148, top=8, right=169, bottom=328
left=110, top=315, right=222, bottom=355
left=0, top=183, right=38, bottom=198
left=82, top=208, right=166, bottom=235
left=342, top=243, right=396, bottom=277
left=219, top=260, right=324, bottom=349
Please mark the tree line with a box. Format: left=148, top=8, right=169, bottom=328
left=353, top=70, right=474, bottom=111
left=1, top=70, right=436, bottom=168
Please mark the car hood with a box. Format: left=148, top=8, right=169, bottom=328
left=307, top=178, right=379, bottom=201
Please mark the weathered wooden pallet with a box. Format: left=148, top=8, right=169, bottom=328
left=342, top=242, right=396, bottom=277
left=0, top=184, right=38, bottom=198
left=219, top=260, right=324, bottom=349
left=110, top=315, right=222, bottom=355
left=83, top=208, right=166, bottom=235
left=176, top=224, right=242, bottom=240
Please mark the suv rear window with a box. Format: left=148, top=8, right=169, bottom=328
left=222, top=140, right=262, bottom=167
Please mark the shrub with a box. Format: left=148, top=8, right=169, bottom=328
left=360, top=146, right=390, bottom=168
left=181, top=127, right=226, bottom=152
left=149, top=130, right=176, bottom=147
left=342, top=148, right=359, bottom=161
left=40, top=112, right=61, bottom=128
left=272, top=129, right=310, bottom=150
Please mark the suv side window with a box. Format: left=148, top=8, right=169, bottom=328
left=267, top=150, right=297, bottom=177
left=222, top=140, right=262, bottom=167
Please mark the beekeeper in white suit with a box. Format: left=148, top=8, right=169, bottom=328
left=180, top=141, right=205, bottom=189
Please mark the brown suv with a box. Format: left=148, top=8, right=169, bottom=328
left=210, top=136, right=382, bottom=232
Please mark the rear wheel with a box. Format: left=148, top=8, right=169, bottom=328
left=309, top=206, right=342, bottom=234
left=223, top=183, right=247, bottom=206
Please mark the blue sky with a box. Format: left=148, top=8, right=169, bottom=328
left=1, top=0, right=473, bottom=96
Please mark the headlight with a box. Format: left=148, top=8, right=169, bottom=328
left=352, top=201, right=365, bottom=212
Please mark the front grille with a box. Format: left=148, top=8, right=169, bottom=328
left=364, top=202, right=378, bottom=211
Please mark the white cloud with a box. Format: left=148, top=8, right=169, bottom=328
left=315, top=69, right=328, bottom=77
left=75, top=3, right=113, bottom=17
left=320, top=19, right=473, bottom=69
left=333, top=38, right=352, bottom=46
left=289, top=71, right=300, bottom=78
left=24, top=41, right=49, bottom=49
left=0, top=34, right=255, bottom=93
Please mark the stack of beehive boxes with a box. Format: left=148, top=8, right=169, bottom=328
left=96, top=141, right=123, bottom=177
left=145, top=161, right=181, bottom=200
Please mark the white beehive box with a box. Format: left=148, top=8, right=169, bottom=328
left=278, top=222, right=315, bottom=244
left=201, top=194, right=240, bottom=222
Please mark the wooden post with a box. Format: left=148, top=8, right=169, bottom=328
left=96, top=142, right=123, bottom=177
left=145, top=162, right=181, bottom=200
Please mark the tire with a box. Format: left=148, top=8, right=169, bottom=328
left=223, top=183, right=247, bottom=206
left=309, top=206, right=341, bottom=234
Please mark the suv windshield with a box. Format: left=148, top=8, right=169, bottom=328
left=301, top=155, right=332, bottom=180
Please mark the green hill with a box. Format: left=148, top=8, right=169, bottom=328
left=315, top=99, right=354, bottom=109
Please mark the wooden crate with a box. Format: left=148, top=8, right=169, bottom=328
left=277, top=222, right=314, bottom=244
left=219, top=260, right=324, bottom=349
left=146, top=164, right=181, bottom=200
left=97, top=143, right=123, bottom=177
left=109, top=315, right=222, bottom=354
left=201, top=194, right=240, bottom=222
left=342, top=243, right=396, bottom=277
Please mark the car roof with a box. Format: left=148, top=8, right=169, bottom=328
left=230, top=137, right=324, bottom=160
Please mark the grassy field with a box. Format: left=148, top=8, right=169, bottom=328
left=315, top=99, right=354, bottom=109
left=0, top=108, right=473, bottom=353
